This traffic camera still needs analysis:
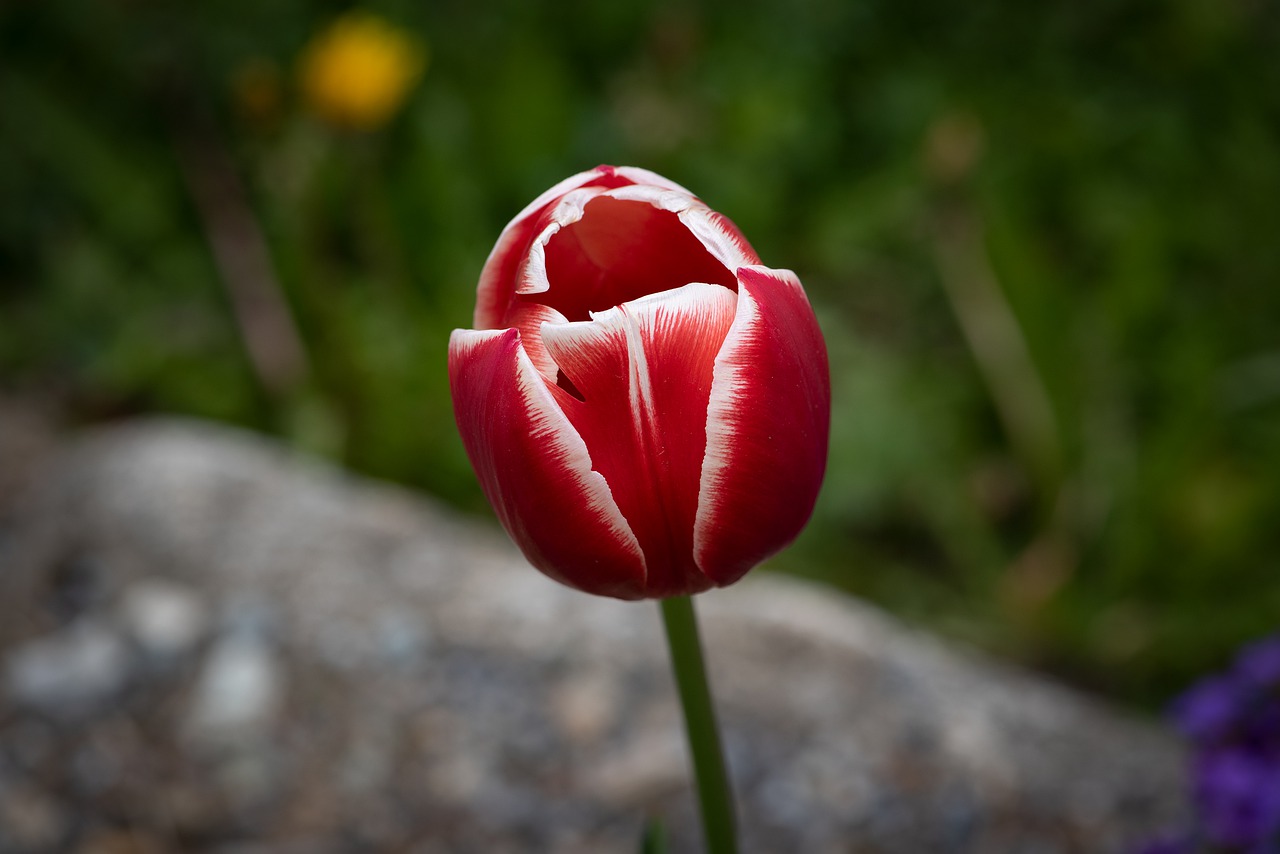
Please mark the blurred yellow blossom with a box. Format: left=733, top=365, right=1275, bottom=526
left=299, top=12, right=426, bottom=131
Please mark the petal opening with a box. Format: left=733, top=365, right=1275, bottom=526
left=528, top=195, right=738, bottom=322
left=475, top=166, right=649, bottom=329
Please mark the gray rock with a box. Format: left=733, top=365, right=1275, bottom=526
left=0, top=419, right=1187, bottom=853
left=0, top=785, right=66, bottom=852
left=4, top=621, right=129, bottom=716
left=118, top=577, right=208, bottom=659
left=184, top=632, right=282, bottom=744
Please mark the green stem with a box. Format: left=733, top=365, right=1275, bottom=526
left=660, top=596, right=738, bottom=854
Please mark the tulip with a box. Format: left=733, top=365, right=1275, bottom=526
left=449, top=165, right=829, bottom=600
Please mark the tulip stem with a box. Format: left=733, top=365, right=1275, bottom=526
left=659, top=595, right=737, bottom=854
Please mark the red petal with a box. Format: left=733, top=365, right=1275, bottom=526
left=541, top=283, right=738, bottom=597
left=694, top=266, right=830, bottom=585
left=448, top=327, right=647, bottom=598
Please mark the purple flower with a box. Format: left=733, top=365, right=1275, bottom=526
left=1194, top=749, right=1280, bottom=848
left=1142, top=632, right=1280, bottom=853
left=1133, top=833, right=1195, bottom=854
left=1174, top=674, right=1248, bottom=743
left=1239, top=700, right=1280, bottom=766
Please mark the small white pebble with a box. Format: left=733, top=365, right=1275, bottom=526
left=120, top=579, right=207, bottom=658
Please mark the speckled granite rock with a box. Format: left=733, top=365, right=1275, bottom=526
left=0, top=419, right=1184, bottom=853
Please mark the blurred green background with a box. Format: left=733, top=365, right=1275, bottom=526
left=2, top=0, right=1278, bottom=707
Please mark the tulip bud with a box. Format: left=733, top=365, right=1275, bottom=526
left=449, top=166, right=829, bottom=599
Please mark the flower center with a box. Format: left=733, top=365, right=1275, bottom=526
left=528, top=196, right=736, bottom=322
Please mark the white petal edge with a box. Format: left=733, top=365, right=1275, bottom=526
left=508, top=303, right=570, bottom=384
left=450, top=327, right=646, bottom=571
left=613, top=166, right=696, bottom=196
left=516, top=186, right=611, bottom=297
left=692, top=267, right=807, bottom=565
left=677, top=206, right=759, bottom=274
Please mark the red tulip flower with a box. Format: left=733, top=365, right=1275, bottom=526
left=449, top=166, right=829, bottom=600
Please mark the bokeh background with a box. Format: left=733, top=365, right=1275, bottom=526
left=2, top=0, right=1278, bottom=709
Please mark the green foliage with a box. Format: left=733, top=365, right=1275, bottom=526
left=3, top=0, right=1278, bottom=706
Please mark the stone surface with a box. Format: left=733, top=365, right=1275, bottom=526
left=118, top=578, right=208, bottom=660
left=5, top=621, right=130, bottom=717
left=184, top=631, right=283, bottom=743
left=0, top=418, right=1186, bottom=853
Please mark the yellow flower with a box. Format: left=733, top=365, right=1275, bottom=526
left=299, top=12, right=426, bottom=131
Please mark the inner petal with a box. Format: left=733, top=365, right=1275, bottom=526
left=503, top=301, right=569, bottom=385
left=540, top=283, right=738, bottom=596
left=527, top=196, right=737, bottom=322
